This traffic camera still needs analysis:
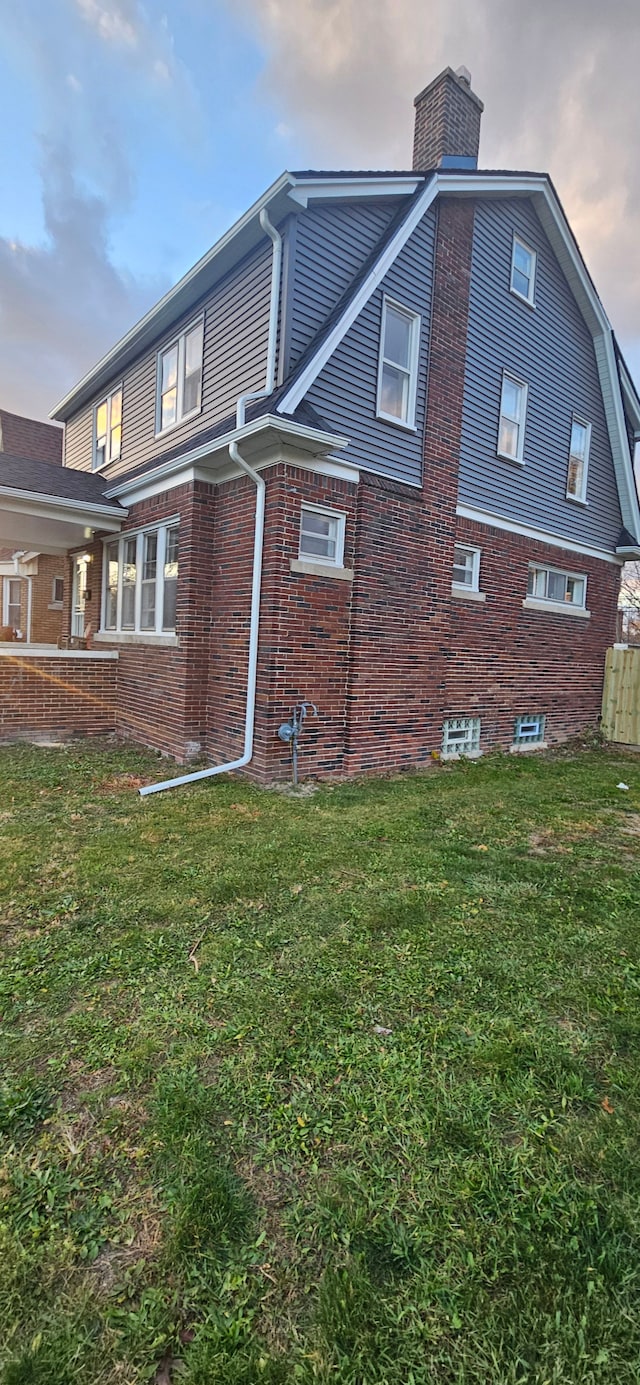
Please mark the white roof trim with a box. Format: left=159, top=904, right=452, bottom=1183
left=277, top=178, right=438, bottom=415
left=0, top=486, right=126, bottom=523
left=457, top=503, right=622, bottom=565
left=278, top=168, right=640, bottom=543
left=51, top=171, right=422, bottom=423
left=287, top=176, right=421, bottom=207
left=104, top=414, right=350, bottom=500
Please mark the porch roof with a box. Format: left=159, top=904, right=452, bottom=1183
left=0, top=453, right=126, bottom=556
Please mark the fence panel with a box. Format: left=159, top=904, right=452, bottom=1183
left=601, top=646, right=640, bottom=745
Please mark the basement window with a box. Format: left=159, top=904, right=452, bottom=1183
left=102, top=523, right=179, bottom=635
left=93, top=385, right=122, bottom=470
left=442, top=717, right=481, bottom=759
left=377, top=297, right=421, bottom=429
left=513, top=714, right=546, bottom=746
left=298, top=505, right=345, bottom=566
left=510, top=236, right=536, bottom=306
left=156, top=318, right=204, bottom=435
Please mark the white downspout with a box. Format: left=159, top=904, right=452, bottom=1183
left=140, top=210, right=282, bottom=798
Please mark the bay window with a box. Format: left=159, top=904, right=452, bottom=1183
left=103, top=524, right=179, bottom=636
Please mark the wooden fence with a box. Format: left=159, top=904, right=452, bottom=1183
left=601, top=645, right=640, bottom=745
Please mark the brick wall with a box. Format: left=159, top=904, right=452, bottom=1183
left=30, top=556, right=66, bottom=644
left=0, top=653, right=117, bottom=739
left=93, top=481, right=217, bottom=761
left=445, top=517, right=620, bottom=749
left=413, top=69, right=483, bottom=170
left=254, top=464, right=358, bottom=779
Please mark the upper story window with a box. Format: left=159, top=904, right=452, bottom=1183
left=376, top=297, right=420, bottom=429
left=498, top=372, right=527, bottom=463
left=566, top=416, right=591, bottom=503
left=510, top=236, right=536, bottom=306
left=94, top=386, right=122, bottom=470
left=156, top=318, right=204, bottom=435
left=527, top=564, right=586, bottom=609
left=452, top=544, right=481, bottom=592
left=103, top=523, right=179, bottom=636
left=299, top=505, right=345, bottom=567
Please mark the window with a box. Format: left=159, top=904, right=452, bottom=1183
left=51, top=577, right=64, bottom=606
left=3, top=578, right=21, bottom=630
left=442, top=717, right=481, bottom=758
left=157, top=319, right=204, bottom=434
left=498, top=373, right=527, bottom=462
left=452, top=545, right=481, bottom=591
left=94, top=386, right=122, bottom=470
left=299, top=505, right=345, bottom=567
left=377, top=297, right=420, bottom=428
left=510, top=236, right=536, bottom=305
left=513, top=714, right=546, bottom=746
left=102, top=524, right=179, bottom=636
left=566, top=417, right=591, bottom=502
left=527, top=565, right=586, bottom=608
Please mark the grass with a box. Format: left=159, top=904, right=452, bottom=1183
left=0, top=739, right=639, bottom=1383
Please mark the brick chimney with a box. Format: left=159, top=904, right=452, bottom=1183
left=413, top=66, right=483, bottom=171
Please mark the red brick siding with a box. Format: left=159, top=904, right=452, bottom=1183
left=446, top=517, right=620, bottom=748
left=95, top=482, right=216, bottom=761
left=0, top=654, right=117, bottom=739
left=254, top=464, right=357, bottom=779
left=0, top=411, right=63, bottom=465
left=30, top=557, right=66, bottom=644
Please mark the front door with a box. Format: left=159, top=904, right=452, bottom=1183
left=71, top=556, right=89, bottom=638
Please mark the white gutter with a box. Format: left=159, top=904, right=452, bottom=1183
left=140, top=212, right=283, bottom=797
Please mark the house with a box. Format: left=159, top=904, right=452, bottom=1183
left=2, top=66, right=640, bottom=781
left=0, top=411, right=67, bottom=645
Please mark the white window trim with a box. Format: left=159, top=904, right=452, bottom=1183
left=452, top=544, right=481, bottom=593
left=101, top=519, right=179, bottom=638
left=441, top=716, right=482, bottom=760
left=48, top=576, right=64, bottom=610
left=155, top=316, right=204, bottom=439
left=512, top=714, right=546, bottom=749
left=510, top=234, right=537, bottom=307
left=3, top=577, right=21, bottom=627
left=376, top=295, right=421, bottom=431
left=93, top=384, right=123, bottom=472
left=565, top=415, right=591, bottom=505
left=298, top=503, right=346, bottom=568
left=524, top=563, right=589, bottom=617
left=498, top=371, right=528, bottom=465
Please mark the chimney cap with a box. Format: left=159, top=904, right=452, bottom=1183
left=413, top=65, right=484, bottom=113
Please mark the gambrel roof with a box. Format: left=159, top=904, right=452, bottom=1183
left=52, top=166, right=640, bottom=549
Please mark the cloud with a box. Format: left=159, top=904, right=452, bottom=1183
left=0, top=0, right=201, bottom=419
left=231, top=0, right=640, bottom=367
left=0, top=140, right=165, bottom=418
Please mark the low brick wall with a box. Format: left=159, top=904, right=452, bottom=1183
left=0, top=649, right=118, bottom=741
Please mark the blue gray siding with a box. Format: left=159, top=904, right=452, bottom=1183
left=303, top=207, right=437, bottom=486
left=458, top=199, right=623, bottom=551
left=65, top=240, right=273, bottom=478
left=286, top=201, right=402, bottom=373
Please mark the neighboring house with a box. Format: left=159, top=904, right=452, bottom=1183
left=1, top=66, right=640, bottom=777
left=0, top=412, right=66, bottom=644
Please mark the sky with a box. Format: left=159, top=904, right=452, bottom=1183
left=1, top=0, right=639, bottom=421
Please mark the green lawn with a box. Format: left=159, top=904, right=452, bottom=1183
left=1, top=741, right=639, bottom=1384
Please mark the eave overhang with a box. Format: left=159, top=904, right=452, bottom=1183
left=0, top=486, right=126, bottom=556
left=104, top=415, right=351, bottom=503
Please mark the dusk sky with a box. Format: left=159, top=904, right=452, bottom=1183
left=1, top=0, right=639, bottom=421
